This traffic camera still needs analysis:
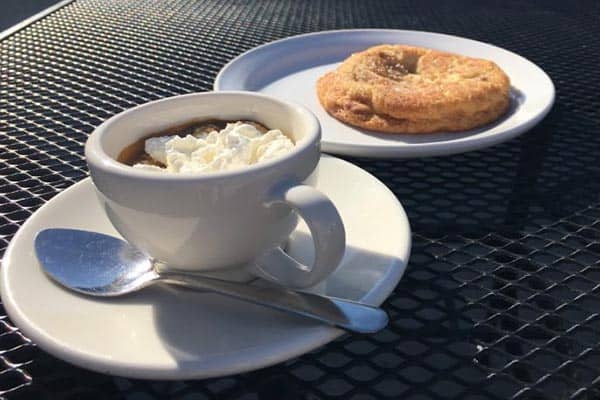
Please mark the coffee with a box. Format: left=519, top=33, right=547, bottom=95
left=117, top=119, right=295, bottom=173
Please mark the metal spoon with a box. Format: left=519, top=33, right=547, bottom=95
left=34, top=228, right=388, bottom=333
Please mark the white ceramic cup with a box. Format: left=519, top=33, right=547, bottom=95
left=85, top=92, right=345, bottom=289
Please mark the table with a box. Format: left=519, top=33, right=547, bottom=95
left=1, top=0, right=599, bottom=398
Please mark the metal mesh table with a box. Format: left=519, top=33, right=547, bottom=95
left=1, top=0, right=600, bottom=398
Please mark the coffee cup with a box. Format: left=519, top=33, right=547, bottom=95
left=85, top=91, right=345, bottom=288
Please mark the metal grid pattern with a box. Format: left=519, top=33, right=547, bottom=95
left=1, top=0, right=600, bottom=398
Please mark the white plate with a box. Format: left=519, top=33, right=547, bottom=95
left=215, top=29, right=555, bottom=158
left=0, top=156, right=411, bottom=380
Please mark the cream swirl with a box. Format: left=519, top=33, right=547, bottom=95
left=135, top=122, right=294, bottom=173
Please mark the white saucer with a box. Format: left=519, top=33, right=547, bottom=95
left=215, top=29, right=555, bottom=158
left=0, top=155, right=411, bottom=380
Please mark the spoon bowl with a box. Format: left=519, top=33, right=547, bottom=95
left=35, top=228, right=158, bottom=296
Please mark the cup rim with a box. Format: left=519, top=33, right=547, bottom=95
left=85, top=91, right=321, bottom=181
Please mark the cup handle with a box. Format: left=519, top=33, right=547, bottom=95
left=250, top=183, right=346, bottom=289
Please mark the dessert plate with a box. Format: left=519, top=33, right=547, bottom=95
left=215, top=29, right=555, bottom=158
left=0, top=155, right=411, bottom=379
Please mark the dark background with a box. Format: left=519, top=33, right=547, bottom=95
left=1, top=0, right=61, bottom=31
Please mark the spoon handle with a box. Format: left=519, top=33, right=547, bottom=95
left=158, top=272, right=388, bottom=334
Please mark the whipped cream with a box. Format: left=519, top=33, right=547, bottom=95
left=134, top=122, right=295, bottom=173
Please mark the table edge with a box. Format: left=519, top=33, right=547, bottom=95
left=0, top=0, right=75, bottom=41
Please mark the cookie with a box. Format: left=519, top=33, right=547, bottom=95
left=316, top=45, right=511, bottom=134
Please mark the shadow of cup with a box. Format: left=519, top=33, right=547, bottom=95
left=150, top=231, right=404, bottom=370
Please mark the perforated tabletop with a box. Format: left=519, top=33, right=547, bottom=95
left=1, top=0, right=600, bottom=399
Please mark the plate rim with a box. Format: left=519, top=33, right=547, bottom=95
left=0, top=155, right=411, bottom=380
left=214, top=28, right=555, bottom=158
